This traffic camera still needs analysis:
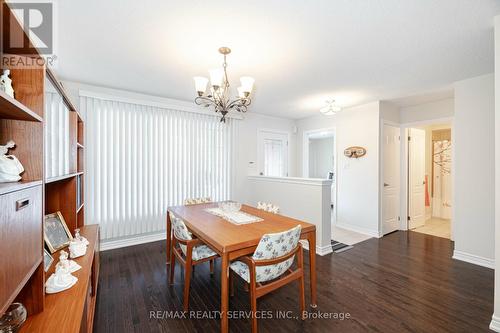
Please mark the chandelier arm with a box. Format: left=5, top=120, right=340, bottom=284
left=195, top=96, right=218, bottom=108
left=227, top=98, right=251, bottom=111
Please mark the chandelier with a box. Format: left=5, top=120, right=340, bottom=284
left=320, top=99, right=342, bottom=116
left=193, top=47, right=254, bottom=122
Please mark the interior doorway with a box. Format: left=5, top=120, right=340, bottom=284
left=303, top=128, right=336, bottom=225
left=407, top=123, right=452, bottom=239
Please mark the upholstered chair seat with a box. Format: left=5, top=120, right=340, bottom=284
left=229, top=225, right=305, bottom=332
left=169, top=213, right=219, bottom=311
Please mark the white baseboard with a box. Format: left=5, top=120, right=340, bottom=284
left=452, top=250, right=494, bottom=269
left=299, top=240, right=333, bottom=256
left=336, top=222, right=381, bottom=238
left=490, top=315, right=500, bottom=332
left=101, top=231, right=166, bottom=251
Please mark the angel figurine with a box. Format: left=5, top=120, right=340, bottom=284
left=0, top=69, right=14, bottom=98
left=45, top=251, right=79, bottom=294
left=0, top=141, right=24, bottom=183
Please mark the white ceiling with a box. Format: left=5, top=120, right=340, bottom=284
left=55, top=0, right=500, bottom=119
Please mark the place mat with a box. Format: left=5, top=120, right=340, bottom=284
left=205, top=208, right=263, bottom=225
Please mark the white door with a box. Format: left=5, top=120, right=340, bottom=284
left=409, top=128, right=426, bottom=229
left=382, top=125, right=401, bottom=235
left=258, top=130, right=288, bottom=177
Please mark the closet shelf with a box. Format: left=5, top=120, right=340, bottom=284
left=0, top=90, right=43, bottom=122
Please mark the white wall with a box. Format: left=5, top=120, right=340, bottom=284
left=453, top=74, right=495, bottom=267
left=400, top=98, right=454, bottom=124
left=232, top=113, right=297, bottom=203
left=296, top=102, right=381, bottom=237
left=491, top=15, right=500, bottom=333
left=308, top=137, right=334, bottom=178
left=247, top=176, right=332, bottom=255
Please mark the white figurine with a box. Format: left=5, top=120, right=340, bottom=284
left=0, top=141, right=24, bottom=183
left=69, top=228, right=89, bottom=259
left=45, top=251, right=78, bottom=294
left=0, top=69, right=14, bottom=98
left=56, top=250, right=81, bottom=273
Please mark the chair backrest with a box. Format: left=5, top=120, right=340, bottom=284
left=184, top=197, right=212, bottom=205
left=170, top=213, right=192, bottom=241
left=257, top=201, right=280, bottom=214
left=252, top=225, right=301, bottom=282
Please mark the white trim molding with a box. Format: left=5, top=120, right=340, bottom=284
left=100, top=231, right=166, bottom=251
left=336, top=222, right=382, bottom=238
left=490, top=315, right=500, bottom=332
left=300, top=240, right=333, bottom=256
left=452, top=250, right=494, bottom=269
left=248, top=175, right=333, bottom=187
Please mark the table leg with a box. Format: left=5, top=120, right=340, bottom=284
left=306, top=231, right=317, bottom=308
left=220, top=252, right=229, bottom=333
left=166, top=212, right=172, bottom=265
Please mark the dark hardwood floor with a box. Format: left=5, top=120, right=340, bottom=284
left=93, top=231, right=494, bottom=332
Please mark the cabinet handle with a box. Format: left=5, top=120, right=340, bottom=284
left=16, top=198, right=30, bottom=211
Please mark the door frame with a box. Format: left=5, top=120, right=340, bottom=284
left=302, top=127, right=337, bottom=226
left=257, top=128, right=291, bottom=177
left=400, top=117, right=454, bottom=240
left=380, top=121, right=401, bottom=235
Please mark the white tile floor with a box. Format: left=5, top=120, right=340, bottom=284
left=412, top=218, right=451, bottom=239
left=331, top=226, right=373, bottom=245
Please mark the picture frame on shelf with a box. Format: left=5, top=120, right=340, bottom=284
left=44, top=211, right=73, bottom=253
left=43, top=248, right=54, bottom=272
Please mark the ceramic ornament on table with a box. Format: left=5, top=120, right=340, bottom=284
left=56, top=250, right=81, bottom=273
left=45, top=251, right=79, bottom=294
left=0, top=69, right=15, bottom=98
left=69, top=228, right=89, bottom=259
left=0, top=141, right=24, bottom=183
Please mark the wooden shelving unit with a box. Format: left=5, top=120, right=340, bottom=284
left=0, top=180, right=42, bottom=196
left=19, top=225, right=99, bottom=333
left=0, top=1, right=95, bottom=331
left=0, top=89, right=43, bottom=122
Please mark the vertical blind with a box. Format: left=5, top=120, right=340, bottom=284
left=80, top=95, right=237, bottom=240
left=45, top=91, right=70, bottom=178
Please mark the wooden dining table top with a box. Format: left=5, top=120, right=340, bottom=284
left=168, top=203, right=316, bottom=253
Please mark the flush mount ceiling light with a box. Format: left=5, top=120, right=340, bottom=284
left=320, top=99, right=341, bottom=116
left=193, top=47, right=254, bottom=123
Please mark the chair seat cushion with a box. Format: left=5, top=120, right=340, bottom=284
left=230, top=258, right=293, bottom=283
left=192, top=245, right=217, bottom=261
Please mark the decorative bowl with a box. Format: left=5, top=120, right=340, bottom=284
left=219, top=202, right=242, bottom=213
left=0, top=302, right=27, bottom=333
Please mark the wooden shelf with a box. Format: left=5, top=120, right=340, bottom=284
left=20, top=225, right=99, bottom=333
left=0, top=90, right=43, bottom=122
left=76, top=142, right=84, bottom=149
left=77, top=203, right=84, bottom=213
left=0, top=180, right=42, bottom=195
left=45, top=172, right=84, bottom=184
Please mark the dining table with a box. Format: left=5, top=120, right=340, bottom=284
left=166, top=202, right=317, bottom=333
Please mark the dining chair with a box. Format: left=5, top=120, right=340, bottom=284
left=184, top=197, right=212, bottom=205
left=169, top=212, right=219, bottom=311
left=229, top=225, right=305, bottom=333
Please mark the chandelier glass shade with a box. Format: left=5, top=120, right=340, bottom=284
left=194, top=47, right=254, bottom=122
left=320, top=99, right=342, bottom=116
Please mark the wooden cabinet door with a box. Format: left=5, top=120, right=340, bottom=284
left=0, top=185, right=42, bottom=313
